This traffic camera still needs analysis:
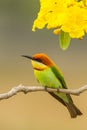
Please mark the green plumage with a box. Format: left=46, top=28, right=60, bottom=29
left=34, top=65, right=82, bottom=118
left=22, top=53, right=82, bottom=118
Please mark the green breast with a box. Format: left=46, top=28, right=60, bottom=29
left=34, top=67, right=69, bottom=103
left=34, top=67, right=62, bottom=89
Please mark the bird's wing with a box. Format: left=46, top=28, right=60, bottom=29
left=51, top=66, right=67, bottom=89
left=51, top=65, right=74, bottom=103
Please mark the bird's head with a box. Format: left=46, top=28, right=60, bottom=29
left=22, top=53, right=54, bottom=70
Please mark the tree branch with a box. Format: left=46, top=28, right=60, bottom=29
left=0, top=84, right=87, bottom=101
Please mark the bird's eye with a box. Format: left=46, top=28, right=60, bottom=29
left=35, top=58, right=42, bottom=63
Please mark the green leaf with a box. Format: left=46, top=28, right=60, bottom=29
left=59, top=30, right=71, bottom=50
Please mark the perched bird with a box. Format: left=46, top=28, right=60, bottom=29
left=22, top=53, right=82, bottom=118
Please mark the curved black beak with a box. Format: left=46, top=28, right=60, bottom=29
left=21, top=55, right=33, bottom=60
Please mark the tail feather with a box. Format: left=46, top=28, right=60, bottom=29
left=66, top=102, right=82, bottom=118
left=48, top=92, right=66, bottom=106
left=49, top=92, right=82, bottom=118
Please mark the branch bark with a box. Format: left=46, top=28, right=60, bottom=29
left=0, top=84, right=87, bottom=101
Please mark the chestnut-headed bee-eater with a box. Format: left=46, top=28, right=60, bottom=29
left=22, top=53, right=82, bottom=118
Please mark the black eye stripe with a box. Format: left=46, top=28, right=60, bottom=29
left=34, top=58, right=42, bottom=63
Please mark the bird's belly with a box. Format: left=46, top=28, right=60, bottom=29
left=34, top=69, right=62, bottom=89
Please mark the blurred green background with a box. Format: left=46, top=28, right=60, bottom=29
left=0, top=0, right=87, bottom=130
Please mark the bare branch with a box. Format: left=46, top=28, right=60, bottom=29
left=0, top=84, right=87, bottom=101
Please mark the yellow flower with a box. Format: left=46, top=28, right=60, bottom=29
left=32, top=0, right=75, bottom=30
left=61, top=5, right=87, bottom=38
left=82, top=0, right=87, bottom=6
left=32, top=0, right=87, bottom=38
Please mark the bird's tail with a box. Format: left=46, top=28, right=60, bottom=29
left=49, top=92, right=82, bottom=118
left=66, top=102, right=82, bottom=118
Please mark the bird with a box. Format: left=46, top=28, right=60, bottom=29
left=22, top=53, right=82, bottom=118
